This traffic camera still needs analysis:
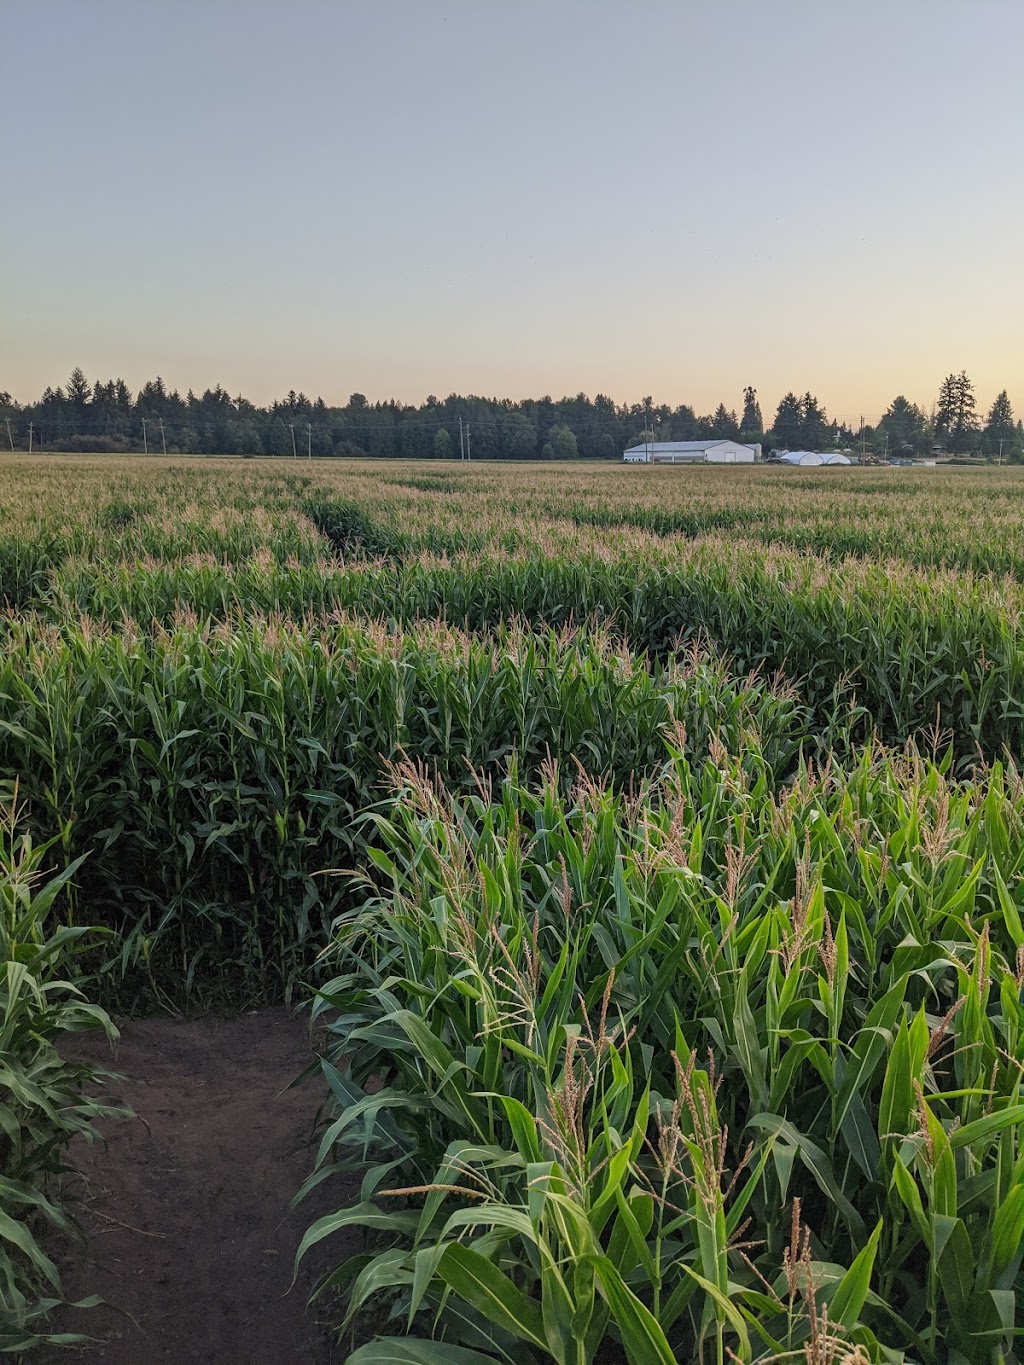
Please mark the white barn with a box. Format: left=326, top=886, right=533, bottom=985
left=623, top=439, right=760, bottom=464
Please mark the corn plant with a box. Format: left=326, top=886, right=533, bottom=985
left=0, top=798, right=126, bottom=1351
left=300, top=746, right=1024, bottom=1363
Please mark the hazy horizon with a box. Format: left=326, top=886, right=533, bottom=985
left=3, top=1, right=1022, bottom=425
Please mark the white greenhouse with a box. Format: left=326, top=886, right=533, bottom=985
left=777, top=451, right=852, bottom=466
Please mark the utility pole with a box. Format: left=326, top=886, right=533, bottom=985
left=466, top=423, right=471, bottom=461
left=859, top=416, right=865, bottom=460
left=289, top=423, right=297, bottom=458
left=4, top=416, right=13, bottom=451
left=28, top=422, right=33, bottom=454
left=999, top=439, right=1004, bottom=466
left=307, top=423, right=312, bottom=459
left=459, top=415, right=465, bottom=460
left=158, top=417, right=167, bottom=455
left=142, top=416, right=148, bottom=455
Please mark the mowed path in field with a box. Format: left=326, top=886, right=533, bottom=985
left=54, top=1010, right=355, bottom=1364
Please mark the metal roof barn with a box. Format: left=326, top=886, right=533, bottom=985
left=623, top=440, right=759, bottom=464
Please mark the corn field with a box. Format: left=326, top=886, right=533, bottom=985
left=4, top=454, right=1024, bottom=1359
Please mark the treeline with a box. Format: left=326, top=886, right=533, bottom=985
left=0, top=374, right=764, bottom=460
left=764, top=375, right=1021, bottom=459
left=0, top=370, right=1020, bottom=460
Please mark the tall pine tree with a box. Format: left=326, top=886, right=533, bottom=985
left=800, top=393, right=828, bottom=449
left=741, top=386, right=762, bottom=435
left=772, top=393, right=803, bottom=450
left=935, top=372, right=978, bottom=452
left=983, top=390, right=1017, bottom=459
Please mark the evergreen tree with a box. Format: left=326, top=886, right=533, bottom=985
left=771, top=393, right=803, bottom=450
left=740, top=386, right=762, bottom=435
left=65, top=367, right=92, bottom=413
left=878, top=395, right=928, bottom=455
left=710, top=404, right=740, bottom=439
left=982, top=390, right=1016, bottom=459
left=935, top=371, right=979, bottom=453
left=669, top=404, right=698, bottom=440
left=800, top=393, right=828, bottom=449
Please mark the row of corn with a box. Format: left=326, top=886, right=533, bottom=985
left=26, top=519, right=1024, bottom=761
left=302, top=742, right=1024, bottom=1363
left=0, top=616, right=802, bottom=1006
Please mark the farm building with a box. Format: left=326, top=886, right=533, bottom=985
left=623, top=439, right=760, bottom=464
left=777, top=451, right=852, bottom=466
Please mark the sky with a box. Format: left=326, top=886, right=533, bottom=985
left=2, top=0, right=1022, bottom=424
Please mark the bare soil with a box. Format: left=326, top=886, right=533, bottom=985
left=50, top=1008, right=357, bottom=1363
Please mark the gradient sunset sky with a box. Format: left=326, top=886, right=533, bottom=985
left=2, top=0, right=1022, bottom=423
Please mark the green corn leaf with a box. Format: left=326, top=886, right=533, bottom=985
left=0, top=1208, right=61, bottom=1289
left=748, top=1113, right=865, bottom=1234
left=828, top=1220, right=882, bottom=1328
left=933, top=1214, right=975, bottom=1319
left=968, top=1288, right=1016, bottom=1344
left=891, top=1154, right=930, bottom=1247
left=591, top=1254, right=677, bottom=1365
left=949, top=1103, right=1024, bottom=1151
left=678, top=1263, right=752, bottom=1360
left=833, top=974, right=909, bottom=1137
left=989, top=1183, right=1024, bottom=1283
left=993, top=868, right=1024, bottom=949
left=292, top=1203, right=419, bottom=1277
left=436, top=1241, right=547, bottom=1350
left=494, top=1094, right=542, bottom=1163
left=878, top=1017, right=914, bottom=1156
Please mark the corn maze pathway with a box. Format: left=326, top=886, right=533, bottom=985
left=54, top=1008, right=355, bottom=1363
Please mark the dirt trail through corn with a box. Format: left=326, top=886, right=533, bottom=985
left=54, top=1008, right=354, bottom=1363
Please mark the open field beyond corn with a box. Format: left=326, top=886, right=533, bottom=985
left=5, top=455, right=1024, bottom=1363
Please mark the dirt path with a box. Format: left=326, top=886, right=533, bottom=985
left=53, top=1009, right=357, bottom=1363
